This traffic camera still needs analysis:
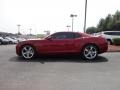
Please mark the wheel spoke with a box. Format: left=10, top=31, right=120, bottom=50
left=90, top=46, right=93, bottom=50
left=85, top=48, right=89, bottom=52
left=26, top=53, right=30, bottom=58
left=89, top=53, right=93, bottom=58
left=29, top=51, right=32, bottom=54
left=28, top=47, right=32, bottom=51
left=24, top=47, right=27, bottom=51
left=22, top=52, right=27, bottom=55
left=85, top=52, right=90, bottom=57
left=92, top=51, right=96, bottom=54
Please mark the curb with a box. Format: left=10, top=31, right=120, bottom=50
left=107, top=45, right=120, bottom=52
left=107, top=50, right=120, bottom=52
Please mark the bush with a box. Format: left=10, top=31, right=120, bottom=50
left=113, top=38, right=120, bottom=45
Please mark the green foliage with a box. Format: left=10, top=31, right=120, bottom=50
left=86, top=10, right=120, bottom=34
left=113, top=38, right=120, bottom=45
left=86, top=27, right=97, bottom=34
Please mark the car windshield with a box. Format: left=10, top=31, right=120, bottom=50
left=44, top=35, right=51, bottom=40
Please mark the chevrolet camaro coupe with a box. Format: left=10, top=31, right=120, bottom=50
left=16, top=32, right=108, bottom=60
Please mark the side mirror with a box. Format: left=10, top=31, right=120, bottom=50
left=46, top=36, right=52, bottom=40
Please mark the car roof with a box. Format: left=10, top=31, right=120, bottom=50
left=53, top=31, right=83, bottom=34
left=52, top=31, right=91, bottom=37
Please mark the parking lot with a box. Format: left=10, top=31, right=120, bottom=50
left=0, top=45, right=120, bottom=90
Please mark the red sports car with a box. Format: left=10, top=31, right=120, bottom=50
left=16, top=32, right=108, bottom=60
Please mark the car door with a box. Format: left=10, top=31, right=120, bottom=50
left=39, top=32, right=79, bottom=54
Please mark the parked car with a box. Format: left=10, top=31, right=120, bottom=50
left=0, top=37, right=9, bottom=45
left=17, top=38, right=26, bottom=42
left=5, top=37, right=18, bottom=44
left=93, top=31, right=120, bottom=45
left=16, top=32, right=108, bottom=60
left=13, top=37, right=26, bottom=43
left=11, top=37, right=19, bottom=43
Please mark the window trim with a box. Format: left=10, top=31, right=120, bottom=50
left=51, top=32, right=81, bottom=40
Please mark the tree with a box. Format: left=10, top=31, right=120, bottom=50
left=111, top=21, right=120, bottom=31
left=86, top=27, right=97, bottom=34
left=97, top=18, right=105, bottom=32
left=106, top=14, right=113, bottom=30
left=86, top=10, right=120, bottom=34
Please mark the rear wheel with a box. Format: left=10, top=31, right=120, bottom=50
left=82, top=45, right=98, bottom=60
left=21, top=45, right=35, bottom=59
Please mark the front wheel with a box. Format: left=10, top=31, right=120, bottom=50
left=81, top=45, right=98, bottom=60
left=21, top=45, right=35, bottom=59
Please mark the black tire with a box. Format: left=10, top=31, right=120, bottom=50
left=81, top=44, right=98, bottom=60
left=21, top=45, right=36, bottom=59
left=107, top=39, right=112, bottom=45
left=0, top=41, right=2, bottom=45
left=9, top=41, right=13, bottom=44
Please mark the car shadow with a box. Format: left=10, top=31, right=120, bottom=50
left=9, top=55, right=108, bottom=64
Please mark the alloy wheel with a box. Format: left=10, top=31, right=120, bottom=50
left=83, top=45, right=98, bottom=60
left=22, top=45, right=35, bottom=59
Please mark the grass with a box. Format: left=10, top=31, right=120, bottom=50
left=113, top=38, right=120, bottom=45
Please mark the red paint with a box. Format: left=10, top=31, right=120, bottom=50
left=16, top=32, right=108, bottom=56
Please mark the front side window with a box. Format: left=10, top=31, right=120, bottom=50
left=51, top=32, right=80, bottom=40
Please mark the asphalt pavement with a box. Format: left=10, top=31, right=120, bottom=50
left=0, top=45, right=120, bottom=90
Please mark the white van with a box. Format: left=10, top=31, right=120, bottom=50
left=94, top=31, right=120, bottom=45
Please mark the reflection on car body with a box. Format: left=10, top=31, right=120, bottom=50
left=16, top=32, right=108, bottom=60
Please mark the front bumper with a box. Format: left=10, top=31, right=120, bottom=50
left=16, top=44, right=21, bottom=56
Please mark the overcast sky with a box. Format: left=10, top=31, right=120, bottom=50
left=0, top=0, right=120, bottom=34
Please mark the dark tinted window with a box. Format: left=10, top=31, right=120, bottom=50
left=104, top=32, right=120, bottom=36
left=74, top=33, right=81, bottom=38
left=52, top=32, right=80, bottom=40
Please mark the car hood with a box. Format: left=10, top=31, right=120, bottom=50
left=18, top=39, right=44, bottom=44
